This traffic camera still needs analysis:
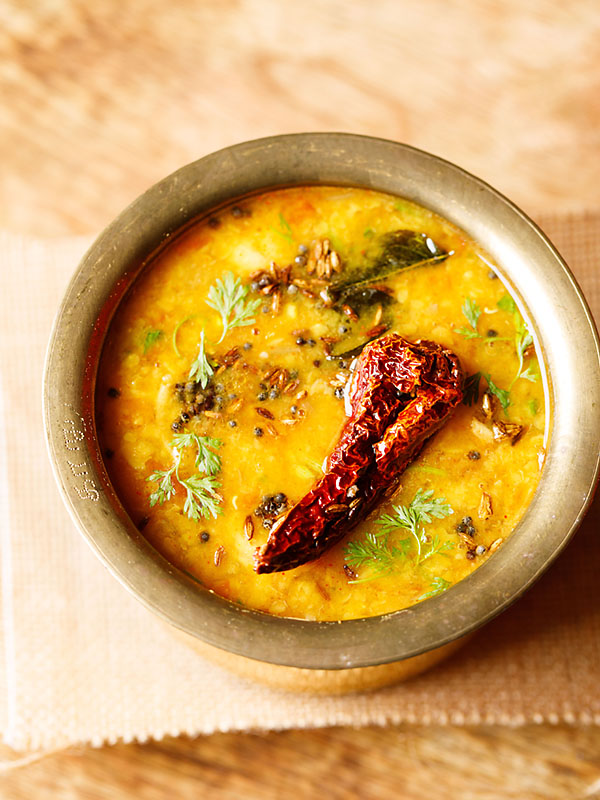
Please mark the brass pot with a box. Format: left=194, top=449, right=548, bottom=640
left=43, top=134, right=600, bottom=692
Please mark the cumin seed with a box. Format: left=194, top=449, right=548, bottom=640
left=316, top=582, right=330, bottom=601
left=342, top=304, right=359, bottom=322
left=324, top=503, right=347, bottom=515
left=283, top=380, right=300, bottom=395
left=365, top=323, right=388, bottom=338
left=271, top=291, right=281, bottom=314
left=221, top=347, right=241, bottom=367
left=478, top=489, right=493, bottom=520
left=255, top=407, right=275, bottom=420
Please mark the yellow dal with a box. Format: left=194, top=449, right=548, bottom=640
left=96, top=187, right=547, bottom=621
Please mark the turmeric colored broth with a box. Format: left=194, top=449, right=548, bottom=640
left=95, top=187, right=547, bottom=621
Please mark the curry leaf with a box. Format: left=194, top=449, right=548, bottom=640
left=334, top=229, right=449, bottom=293
left=462, top=372, right=482, bottom=406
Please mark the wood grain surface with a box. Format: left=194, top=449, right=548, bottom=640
left=2, top=726, right=600, bottom=800
left=1, top=0, right=599, bottom=237
left=1, top=0, right=600, bottom=797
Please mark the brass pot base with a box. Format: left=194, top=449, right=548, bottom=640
left=175, top=629, right=471, bottom=693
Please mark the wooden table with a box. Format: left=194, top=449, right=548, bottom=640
left=2, top=1, right=600, bottom=796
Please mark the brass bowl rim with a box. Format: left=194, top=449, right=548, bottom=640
left=43, top=133, right=600, bottom=670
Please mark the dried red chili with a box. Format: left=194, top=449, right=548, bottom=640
left=254, top=333, right=464, bottom=573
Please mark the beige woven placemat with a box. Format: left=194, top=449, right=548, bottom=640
left=1, top=213, right=599, bottom=752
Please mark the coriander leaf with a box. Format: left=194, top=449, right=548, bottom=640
left=519, top=365, right=538, bottom=383
left=278, top=213, right=293, bottom=239
left=513, top=330, right=534, bottom=387
left=206, top=271, right=261, bottom=343
left=418, top=577, right=451, bottom=600
left=517, top=330, right=533, bottom=354
left=180, top=474, right=222, bottom=521
left=455, top=326, right=482, bottom=340
left=461, top=297, right=481, bottom=331
left=483, top=373, right=511, bottom=412
left=497, top=294, right=537, bottom=388
left=143, top=328, right=163, bottom=353
left=147, top=467, right=176, bottom=507
left=345, top=489, right=453, bottom=581
left=188, top=331, right=214, bottom=388
left=147, top=429, right=224, bottom=521
left=375, top=489, right=453, bottom=565
left=462, top=372, right=482, bottom=406
left=344, top=530, right=395, bottom=572
left=421, top=534, right=454, bottom=562
left=344, top=530, right=406, bottom=583
left=269, top=213, right=294, bottom=243
left=377, top=488, right=453, bottom=535
left=376, top=506, right=420, bottom=538
left=363, top=228, right=375, bottom=239
left=172, top=315, right=194, bottom=357
left=528, top=398, right=539, bottom=416
left=172, top=432, right=222, bottom=476
left=497, top=294, right=517, bottom=315
left=409, top=488, right=454, bottom=523
left=394, top=537, right=413, bottom=558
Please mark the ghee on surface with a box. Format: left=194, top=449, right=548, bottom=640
left=95, top=187, right=547, bottom=621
